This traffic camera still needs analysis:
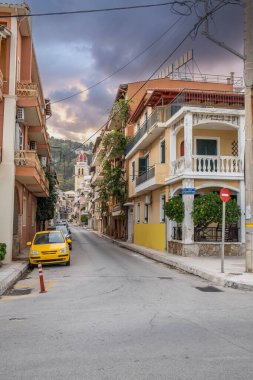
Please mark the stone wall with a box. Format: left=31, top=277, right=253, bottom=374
left=168, top=241, right=245, bottom=257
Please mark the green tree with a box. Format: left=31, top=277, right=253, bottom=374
left=37, top=171, right=58, bottom=227
left=192, top=192, right=241, bottom=228
left=164, top=196, right=184, bottom=223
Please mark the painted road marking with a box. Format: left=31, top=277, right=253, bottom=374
left=0, top=280, right=55, bottom=302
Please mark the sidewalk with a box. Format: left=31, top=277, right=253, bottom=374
left=95, top=231, right=253, bottom=291
left=0, top=261, right=28, bottom=296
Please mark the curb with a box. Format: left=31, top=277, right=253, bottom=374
left=0, top=262, right=29, bottom=296
left=96, top=232, right=253, bottom=291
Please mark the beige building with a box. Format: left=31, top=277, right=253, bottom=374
left=0, top=3, right=52, bottom=262
left=124, top=76, right=245, bottom=256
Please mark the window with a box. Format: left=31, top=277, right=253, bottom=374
left=22, top=197, right=27, bottom=226
left=136, top=203, right=140, bottom=223
left=132, top=161, right=135, bottom=181
left=160, top=194, right=166, bottom=223
left=160, top=140, right=165, bottom=163
left=196, top=139, right=218, bottom=155
left=144, top=204, right=149, bottom=223
left=31, top=202, right=35, bottom=227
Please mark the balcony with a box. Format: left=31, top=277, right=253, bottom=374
left=112, top=203, right=124, bottom=216
left=170, top=155, right=243, bottom=180
left=14, top=150, right=49, bottom=197
left=16, top=81, right=45, bottom=126
left=125, top=106, right=170, bottom=158
left=135, top=163, right=167, bottom=194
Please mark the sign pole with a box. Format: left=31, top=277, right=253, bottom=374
left=220, top=188, right=231, bottom=273
left=221, top=201, right=226, bottom=273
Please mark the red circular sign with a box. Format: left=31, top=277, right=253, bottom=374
left=220, top=188, right=231, bottom=202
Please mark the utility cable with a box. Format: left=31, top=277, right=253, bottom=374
left=1, top=1, right=194, bottom=18
left=53, top=0, right=238, bottom=160
left=50, top=16, right=183, bottom=105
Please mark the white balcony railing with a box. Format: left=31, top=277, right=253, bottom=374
left=192, top=155, right=243, bottom=174
left=171, top=157, right=185, bottom=175
left=171, top=155, right=243, bottom=176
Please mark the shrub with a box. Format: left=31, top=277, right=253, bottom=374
left=0, top=243, right=7, bottom=261
left=164, top=196, right=184, bottom=224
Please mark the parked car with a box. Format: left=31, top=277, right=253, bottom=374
left=55, top=225, right=72, bottom=250
left=27, top=231, right=71, bottom=267
left=46, top=225, right=72, bottom=250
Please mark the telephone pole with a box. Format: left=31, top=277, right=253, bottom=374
left=244, top=0, right=253, bottom=271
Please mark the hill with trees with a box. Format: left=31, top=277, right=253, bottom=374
left=50, top=137, right=93, bottom=191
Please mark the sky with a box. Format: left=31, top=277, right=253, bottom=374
left=6, top=0, right=244, bottom=142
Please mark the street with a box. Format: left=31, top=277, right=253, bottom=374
left=1, top=227, right=253, bottom=380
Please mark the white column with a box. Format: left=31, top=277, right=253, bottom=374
left=182, top=179, right=194, bottom=244
left=238, top=115, right=245, bottom=168
left=169, top=128, right=176, bottom=166
left=184, top=112, right=193, bottom=172
left=0, top=18, right=18, bottom=263
left=240, top=180, right=246, bottom=244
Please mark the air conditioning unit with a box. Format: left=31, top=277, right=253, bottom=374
left=40, top=156, right=47, bottom=167
left=145, top=194, right=152, bottom=205
left=30, top=141, right=37, bottom=150
left=17, top=107, right=25, bottom=122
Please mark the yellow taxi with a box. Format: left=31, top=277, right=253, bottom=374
left=27, top=231, right=71, bottom=267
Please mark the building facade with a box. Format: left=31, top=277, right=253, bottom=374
left=0, top=3, right=52, bottom=262
left=125, top=78, right=245, bottom=256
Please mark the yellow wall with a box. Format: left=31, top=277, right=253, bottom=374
left=134, top=223, right=166, bottom=251
left=175, top=128, right=238, bottom=159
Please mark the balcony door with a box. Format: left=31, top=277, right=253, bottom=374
left=196, top=138, right=218, bottom=172
left=196, top=139, right=218, bottom=156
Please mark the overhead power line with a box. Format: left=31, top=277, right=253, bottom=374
left=2, top=1, right=194, bottom=18
left=55, top=0, right=240, bottom=160
left=51, top=16, right=183, bottom=105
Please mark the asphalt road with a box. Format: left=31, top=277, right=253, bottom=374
left=1, top=226, right=253, bottom=380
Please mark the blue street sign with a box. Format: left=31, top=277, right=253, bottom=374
left=182, top=188, right=196, bottom=195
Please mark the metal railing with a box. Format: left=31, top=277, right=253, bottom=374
left=194, top=226, right=239, bottom=242
left=172, top=226, right=239, bottom=242
left=168, top=72, right=243, bottom=87
left=170, top=88, right=244, bottom=110
left=172, top=226, right=182, bottom=241
left=136, top=166, right=155, bottom=186
left=125, top=106, right=170, bottom=155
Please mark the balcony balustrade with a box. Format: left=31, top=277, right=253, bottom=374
left=14, top=150, right=49, bottom=196
left=136, top=166, right=155, bottom=187
left=171, top=155, right=243, bottom=177
left=135, top=163, right=166, bottom=194
left=16, top=81, right=38, bottom=97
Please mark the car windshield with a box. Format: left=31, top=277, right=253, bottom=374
left=55, top=226, right=68, bottom=234
left=33, top=232, right=65, bottom=245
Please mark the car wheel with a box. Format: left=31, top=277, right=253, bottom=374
left=29, top=262, right=35, bottom=269
left=66, top=258, right=70, bottom=266
left=69, top=243, right=72, bottom=251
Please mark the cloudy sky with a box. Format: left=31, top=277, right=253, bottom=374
left=8, top=0, right=244, bottom=141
